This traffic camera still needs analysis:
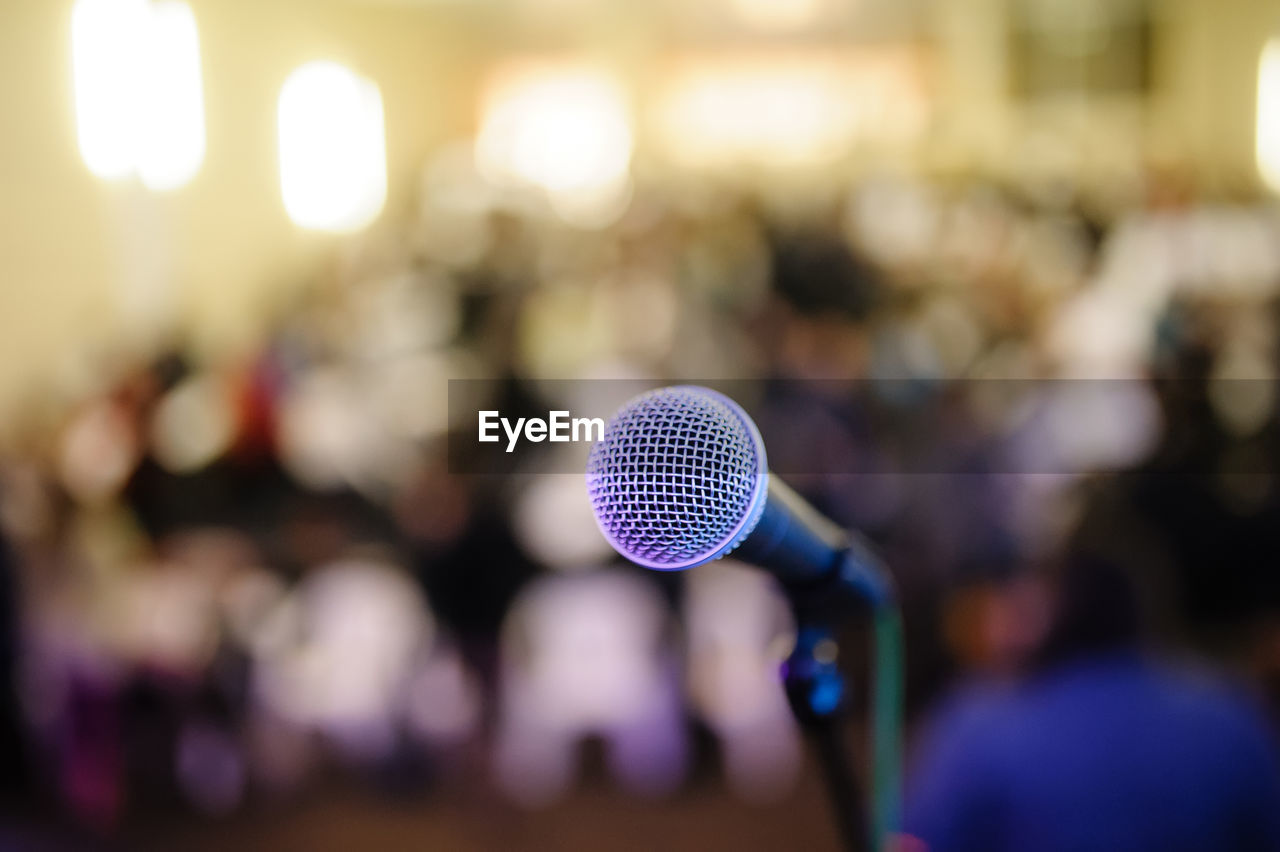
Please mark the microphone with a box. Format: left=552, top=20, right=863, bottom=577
left=585, top=384, right=902, bottom=852
left=585, top=385, right=891, bottom=611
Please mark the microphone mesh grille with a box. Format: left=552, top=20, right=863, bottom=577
left=586, top=386, right=763, bottom=569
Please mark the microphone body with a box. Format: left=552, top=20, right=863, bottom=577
left=740, top=477, right=892, bottom=612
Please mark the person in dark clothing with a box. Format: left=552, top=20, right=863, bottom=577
left=0, top=531, right=25, bottom=798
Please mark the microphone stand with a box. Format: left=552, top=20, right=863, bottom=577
left=780, top=543, right=904, bottom=852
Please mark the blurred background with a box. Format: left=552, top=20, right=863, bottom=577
left=2, top=0, right=1280, bottom=848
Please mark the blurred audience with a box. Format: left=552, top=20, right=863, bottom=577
left=1, top=162, right=1279, bottom=844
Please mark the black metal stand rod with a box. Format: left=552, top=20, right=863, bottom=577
left=784, top=624, right=865, bottom=852
left=780, top=543, right=903, bottom=852
left=809, top=716, right=867, bottom=852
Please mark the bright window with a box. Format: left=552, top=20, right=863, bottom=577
left=476, top=63, right=633, bottom=227
left=71, top=0, right=205, bottom=190
left=277, top=62, right=388, bottom=232
left=1259, top=39, right=1280, bottom=193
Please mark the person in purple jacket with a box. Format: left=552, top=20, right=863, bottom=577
left=904, top=548, right=1280, bottom=852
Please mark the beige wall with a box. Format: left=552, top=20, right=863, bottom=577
left=0, top=0, right=479, bottom=417
left=1, top=0, right=1277, bottom=421
left=1154, top=0, right=1279, bottom=190
left=929, top=0, right=1280, bottom=193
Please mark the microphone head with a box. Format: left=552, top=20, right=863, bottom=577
left=586, top=386, right=768, bottom=571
